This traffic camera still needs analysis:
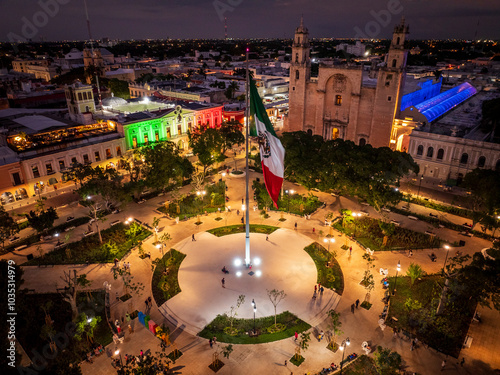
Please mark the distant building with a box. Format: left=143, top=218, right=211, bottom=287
left=65, top=82, right=96, bottom=124
left=286, top=17, right=409, bottom=148
left=336, top=41, right=366, bottom=57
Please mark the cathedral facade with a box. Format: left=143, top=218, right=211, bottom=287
left=285, top=18, right=409, bottom=148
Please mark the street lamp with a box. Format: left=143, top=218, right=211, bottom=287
left=285, top=189, right=294, bottom=213
left=392, top=260, right=401, bottom=296
left=442, top=244, right=450, bottom=274
left=114, top=348, right=123, bottom=367
left=416, top=175, right=424, bottom=200
left=323, top=237, right=335, bottom=252
left=339, top=337, right=351, bottom=375
left=251, top=299, right=257, bottom=334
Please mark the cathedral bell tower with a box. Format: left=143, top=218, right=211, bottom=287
left=288, top=17, right=311, bottom=131
left=386, top=16, right=409, bottom=70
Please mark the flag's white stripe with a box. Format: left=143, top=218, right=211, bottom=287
left=255, top=116, right=285, bottom=178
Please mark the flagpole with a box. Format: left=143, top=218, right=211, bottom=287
left=244, top=47, right=251, bottom=267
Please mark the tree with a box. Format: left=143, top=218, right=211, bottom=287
left=188, top=127, right=225, bottom=175
left=59, top=270, right=92, bottom=319
left=25, top=207, right=58, bottom=234
left=224, top=81, right=239, bottom=100
left=406, top=263, right=424, bottom=287
left=327, top=309, right=342, bottom=350
left=373, top=346, right=402, bottom=375
left=219, top=120, right=245, bottom=154
left=462, top=168, right=500, bottom=227
left=74, top=313, right=101, bottom=344
left=152, top=216, right=160, bottom=243
left=267, top=289, right=287, bottom=328
left=107, top=78, right=130, bottom=99
left=226, top=295, right=245, bottom=334
left=142, top=141, right=193, bottom=191
left=0, top=206, right=19, bottom=249
left=298, top=332, right=311, bottom=351
left=116, top=349, right=171, bottom=375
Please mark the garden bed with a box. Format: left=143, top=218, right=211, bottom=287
left=151, top=249, right=186, bottom=306
left=385, top=275, right=474, bottom=357
left=303, top=242, right=344, bottom=295
left=207, top=224, right=278, bottom=237
left=333, top=217, right=443, bottom=251
left=253, top=181, right=323, bottom=215
left=341, top=355, right=378, bottom=375
left=23, top=223, right=151, bottom=265
left=158, top=182, right=226, bottom=219
left=198, top=311, right=310, bottom=344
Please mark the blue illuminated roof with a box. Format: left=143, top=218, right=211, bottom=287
left=414, top=82, right=477, bottom=123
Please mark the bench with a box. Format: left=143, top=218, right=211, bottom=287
left=83, top=231, right=94, bottom=237
left=463, top=335, right=473, bottom=348
left=390, top=220, right=400, bottom=226
left=64, top=226, right=75, bottom=232
left=15, top=245, right=28, bottom=251
left=425, top=231, right=435, bottom=236
left=110, top=220, right=121, bottom=227
left=408, top=216, right=418, bottom=221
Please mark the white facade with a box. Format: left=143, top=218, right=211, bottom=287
left=408, top=130, right=500, bottom=183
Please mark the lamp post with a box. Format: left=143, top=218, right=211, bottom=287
left=114, top=348, right=123, bottom=367
left=392, top=260, right=401, bottom=296
left=323, top=237, right=335, bottom=252
left=339, top=337, right=350, bottom=375
left=285, top=189, right=294, bottom=214
left=416, top=175, right=424, bottom=200
left=221, top=172, right=227, bottom=208
left=442, top=244, right=450, bottom=275
left=251, top=299, right=257, bottom=334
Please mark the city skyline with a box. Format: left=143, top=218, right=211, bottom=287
left=1, top=0, right=499, bottom=43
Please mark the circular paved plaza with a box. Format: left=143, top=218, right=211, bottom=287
left=157, top=229, right=340, bottom=334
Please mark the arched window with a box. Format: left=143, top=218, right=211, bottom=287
left=307, top=129, right=313, bottom=136
left=437, top=148, right=444, bottom=160
left=460, top=153, right=468, bottom=164
left=417, top=145, right=423, bottom=156
left=359, top=138, right=366, bottom=146
left=295, top=53, right=299, bottom=63
left=477, top=156, right=486, bottom=168
left=426, top=147, right=434, bottom=158
left=396, top=36, right=400, bottom=45
left=297, top=37, right=301, bottom=44
left=335, top=95, right=342, bottom=106
left=392, top=59, right=397, bottom=68
left=295, top=70, right=300, bottom=80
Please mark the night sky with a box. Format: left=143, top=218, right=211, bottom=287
left=1, top=0, right=499, bottom=42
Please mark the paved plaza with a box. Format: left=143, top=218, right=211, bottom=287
left=3, top=166, right=499, bottom=375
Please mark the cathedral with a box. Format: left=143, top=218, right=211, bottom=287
left=285, top=18, right=409, bottom=148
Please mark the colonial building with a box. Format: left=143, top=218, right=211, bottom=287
left=285, top=18, right=409, bottom=148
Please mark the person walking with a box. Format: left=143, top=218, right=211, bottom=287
left=294, top=331, right=298, bottom=341
left=460, top=358, right=465, bottom=367
left=209, top=338, right=213, bottom=348
left=221, top=278, right=225, bottom=288
left=266, top=235, right=269, bottom=241
left=441, top=359, right=446, bottom=371
left=192, top=233, right=195, bottom=241
left=294, top=222, right=297, bottom=230
left=349, top=247, right=352, bottom=256
left=319, top=330, right=324, bottom=341
left=320, top=286, right=324, bottom=294
left=312, top=227, right=315, bottom=234
left=351, top=304, right=355, bottom=313
left=213, top=336, right=217, bottom=345
left=355, top=299, right=360, bottom=308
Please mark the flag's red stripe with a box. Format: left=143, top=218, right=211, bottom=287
left=261, top=161, right=283, bottom=209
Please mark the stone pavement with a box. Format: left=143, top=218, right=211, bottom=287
left=5, top=167, right=498, bottom=374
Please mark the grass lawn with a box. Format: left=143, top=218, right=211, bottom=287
left=198, top=311, right=310, bottom=344
left=151, top=249, right=186, bottom=306
left=290, top=354, right=305, bottom=366
left=342, top=355, right=378, bottom=375
left=207, top=224, right=278, bottom=237
left=23, top=223, right=151, bottom=265
left=304, top=242, right=344, bottom=295
left=386, top=275, right=474, bottom=357
left=158, top=181, right=226, bottom=219
left=333, top=217, right=443, bottom=251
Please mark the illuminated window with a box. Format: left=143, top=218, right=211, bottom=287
left=132, top=137, right=137, bottom=148
left=437, top=149, right=444, bottom=160
left=46, top=163, right=53, bottom=174
left=332, top=128, right=339, bottom=140
left=116, top=146, right=122, bottom=156
left=178, top=124, right=182, bottom=135
left=335, top=95, right=342, bottom=106
left=106, top=149, right=112, bottom=159
left=58, top=160, right=65, bottom=171
left=144, top=134, right=148, bottom=145
left=32, top=166, right=40, bottom=178
left=155, top=132, right=159, bottom=142
left=166, top=128, right=171, bottom=138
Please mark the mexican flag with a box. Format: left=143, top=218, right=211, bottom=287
left=249, top=79, right=285, bottom=208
